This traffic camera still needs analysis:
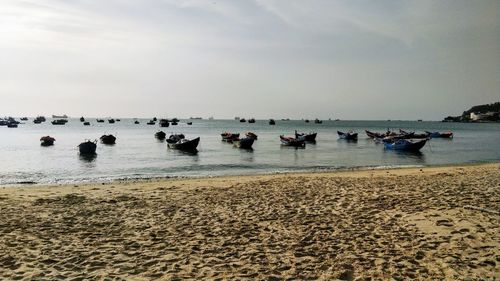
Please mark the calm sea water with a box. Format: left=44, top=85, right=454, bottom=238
left=1, top=118, right=499, bottom=185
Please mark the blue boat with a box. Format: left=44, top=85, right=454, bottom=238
left=383, top=139, right=427, bottom=151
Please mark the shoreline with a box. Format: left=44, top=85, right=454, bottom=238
left=3, top=161, right=498, bottom=188
left=1, top=163, right=498, bottom=280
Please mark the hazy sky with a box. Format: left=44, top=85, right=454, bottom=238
left=1, top=0, right=499, bottom=120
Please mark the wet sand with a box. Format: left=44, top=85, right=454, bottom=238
left=0, top=163, right=499, bottom=280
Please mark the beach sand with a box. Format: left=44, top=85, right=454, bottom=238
left=0, top=164, right=498, bottom=280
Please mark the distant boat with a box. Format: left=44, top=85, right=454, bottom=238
left=40, top=136, right=55, bottom=146
left=159, top=119, right=170, bottom=127
left=116, top=119, right=121, bottom=122
left=108, top=119, right=115, bottom=124
left=80, top=117, right=85, bottom=122
left=186, top=122, right=193, bottom=125
left=33, top=119, right=42, bottom=124
left=100, top=134, right=116, bottom=145
left=153, top=117, right=158, bottom=121
left=83, top=122, right=90, bottom=126
left=248, top=118, right=256, bottom=123
left=314, top=118, right=322, bottom=124
left=234, top=117, right=240, bottom=121
left=295, top=131, right=317, bottom=142
left=240, top=118, right=246, bottom=123
left=233, top=137, right=254, bottom=149
left=337, top=131, right=358, bottom=141
left=190, top=117, right=203, bottom=120
left=51, top=119, right=68, bottom=125
left=155, top=131, right=166, bottom=140
left=425, top=131, right=453, bottom=139
left=171, top=118, right=180, bottom=123
left=269, top=119, right=276, bottom=125
left=7, top=123, right=18, bottom=128
left=383, top=139, right=427, bottom=151
left=96, top=119, right=105, bottom=123
left=417, top=119, right=423, bottom=122
left=52, top=114, right=68, bottom=119
left=21, top=117, right=28, bottom=121
left=35, top=116, right=46, bottom=122
left=0, top=119, right=7, bottom=126
left=147, top=120, right=155, bottom=125
left=281, top=118, right=290, bottom=121
left=304, top=119, right=310, bottom=123
left=208, top=117, right=214, bottom=120
left=78, top=140, right=97, bottom=155
left=280, top=135, right=305, bottom=148
left=134, top=120, right=140, bottom=124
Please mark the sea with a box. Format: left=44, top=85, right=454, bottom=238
left=1, top=118, right=499, bottom=185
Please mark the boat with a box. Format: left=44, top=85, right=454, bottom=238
left=186, top=122, right=193, bottom=125
left=100, top=134, right=116, bottom=145
left=234, top=117, right=240, bottom=121
left=0, top=119, right=7, bottom=126
left=281, top=118, right=290, bottom=121
left=221, top=132, right=240, bottom=143
left=295, top=131, right=317, bottom=142
left=425, top=131, right=453, bottom=139
left=21, top=117, right=28, bottom=121
left=147, top=120, right=155, bottom=125
left=365, top=130, right=398, bottom=139
left=246, top=132, right=258, bottom=140
left=269, top=119, right=276, bottom=125
left=116, top=119, right=121, bottom=122
left=190, top=117, right=203, bottom=120
left=314, top=118, right=323, bottom=124
left=383, top=139, right=427, bottom=151
left=78, top=140, right=97, bottom=155
left=240, top=118, right=246, bottom=123
left=166, top=133, right=185, bottom=143
left=83, top=122, right=90, bottom=126
left=398, top=129, right=428, bottom=139
left=33, top=119, right=42, bottom=124
left=51, top=119, right=68, bottom=125
left=134, top=120, right=140, bottom=124
left=153, top=117, right=158, bottom=121
left=167, top=135, right=200, bottom=151
left=280, top=135, right=305, bottom=147
left=7, top=123, right=18, bottom=128
left=35, top=116, right=46, bottom=123
left=52, top=115, right=68, bottom=119
left=337, top=131, right=358, bottom=140
left=171, top=118, right=180, bottom=123
left=159, top=119, right=170, bottom=127
left=233, top=137, right=255, bottom=149
left=108, top=119, right=115, bottom=124
left=80, top=117, right=85, bottom=122
left=155, top=131, right=166, bottom=140
left=40, top=136, right=55, bottom=146
left=96, top=119, right=105, bottom=123
left=248, top=118, right=256, bottom=123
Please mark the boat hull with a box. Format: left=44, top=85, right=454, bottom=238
left=168, top=137, right=200, bottom=151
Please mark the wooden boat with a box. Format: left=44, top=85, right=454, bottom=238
left=116, top=119, right=121, bottom=122
left=186, top=122, right=193, bottom=125
left=383, top=139, right=427, bottom=151
left=52, top=115, right=68, bottom=119
left=425, top=131, right=453, bottom=139
left=96, top=119, right=105, bottom=123
left=398, top=129, right=428, bottom=139
left=246, top=132, right=258, bottom=140
left=153, top=117, right=158, bottom=121
left=33, top=119, right=42, bottom=124
left=269, top=119, right=276, bottom=125
left=40, top=136, right=55, bottom=146
left=35, top=116, right=46, bottom=123
left=365, top=130, right=399, bottom=139
left=233, top=137, right=254, bottom=149
left=155, top=131, right=166, bottom=140
left=147, top=120, right=155, bottom=125
left=83, top=122, right=90, bottom=126
left=100, top=134, right=116, bottom=145
left=171, top=118, right=179, bottom=123
left=167, top=136, right=200, bottom=151
left=51, top=119, right=68, bottom=125
left=134, top=120, right=140, bottom=124
left=337, top=131, right=358, bottom=140
left=21, top=117, right=28, bottom=121
left=280, top=135, right=305, bottom=147
left=7, top=122, right=18, bottom=128
left=108, top=119, right=115, bottom=124
left=304, top=119, right=310, bottom=123
left=80, top=117, right=85, bottom=122
left=159, top=119, right=170, bottom=127
left=166, top=134, right=185, bottom=143
left=240, top=118, right=246, bottom=123
left=314, top=118, right=322, bottom=124
left=0, top=120, right=7, bottom=126
left=221, top=132, right=240, bottom=143
left=295, top=131, right=317, bottom=142
left=78, top=140, right=97, bottom=155
left=248, top=118, right=256, bottom=123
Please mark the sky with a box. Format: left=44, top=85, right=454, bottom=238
left=0, top=0, right=499, bottom=120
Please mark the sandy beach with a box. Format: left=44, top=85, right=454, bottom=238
left=0, top=164, right=498, bottom=280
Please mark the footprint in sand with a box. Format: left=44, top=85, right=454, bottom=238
left=436, top=219, right=454, bottom=227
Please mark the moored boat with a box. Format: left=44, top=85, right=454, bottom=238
left=295, top=130, right=317, bottom=142
left=51, top=119, right=68, bottom=125
left=159, top=119, right=170, bottom=127
left=269, top=119, right=276, bottom=125
left=21, top=117, right=28, bottom=121
left=221, top=132, right=240, bottom=143
left=40, top=136, right=55, bottom=146
left=383, top=139, right=427, bottom=152
left=280, top=135, right=305, bottom=147
left=337, top=131, right=358, bottom=140
left=248, top=118, right=256, bottom=123
left=245, top=132, right=258, bottom=140
left=100, top=134, right=116, bottom=145
left=83, top=122, right=91, bottom=126
left=80, top=117, right=85, bottom=122
left=240, top=118, right=246, bottom=123
left=78, top=140, right=97, bottom=155
left=96, top=119, right=105, bottom=123
left=314, top=118, right=322, bottom=124
left=147, top=120, right=155, bottom=125
left=167, top=135, right=200, bottom=151
left=108, top=119, right=115, bottom=124
left=233, top=137, right=255, bottom=149
left=155, top=131, right=166, bottom=140
left=425, top=131, right=453, bottom=139
left=186, top=122, right=193, bottom=125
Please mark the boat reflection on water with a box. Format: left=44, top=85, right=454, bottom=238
left=384, top=149, right=426, bottom=163
left=79, top=153, right=97, bottom=163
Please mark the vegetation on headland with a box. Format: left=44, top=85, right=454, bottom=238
left=443, top=102, right=500, bottom=122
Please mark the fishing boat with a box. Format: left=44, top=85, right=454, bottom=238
left=134, top=120, right=140, bottom=124
left=153, top=117, right=158, bottom=121
left=35, top=116, right=46, bottom=123
left=246, top=132, right=258, bottom=140
left=33, top=119, right=42, bottom=124
left=240, top=118, right=246, bottom=123
left=304, top=119, right=310, bottom=123
left=248, top=118, right=256, bottom=123
left=398, top=129, right=428, bottom=139
left=108, top=119, right=115, bottom=124
left=383, top=139, right=427, bottom=152
left=295, top=130, right=317, bottom=142
left=167, top=135, right=200, bottom=151
left=0, top=119, right=7, bottom=126
left=78, top=140, right=97, bottom=155
left=337, top=131, right=358, bottom=140
left=186, top=122, right=193, bottom=125
left=280, top=135, right=305, bottom=148
left=233, top=137, right=254, bottom=149
left=221, top=132, right=240, bottom=143
left=7, top=123, right=18, bottom=128
left=40, top=136, right=55, bottom=146
left=100, top=134, right=116, bottom=145
left=269, top=119, right=276, bottom=125
left=51, top=119, right=68, bottom=125
left=21, top=117, right=28, bottom=121
left=314, top=118, right=323, bottom=124
left=171, top=118, right=180, bottom=123
left=155, top=131, right=166, bottom=140
left=83, top=122, right=90, bottom=126
left=147, top=120, right=155, bottom=125
left=425, top=131, right=453, bottom=139
left=52, top=114, right=68, bottom=119
left=96, top=119, right=105, bottom=123
left=365, top=130, right=398, bottom=139
left=80, top=117, right=85, bottom=122
left=159, top=119, right=170, bottom=127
